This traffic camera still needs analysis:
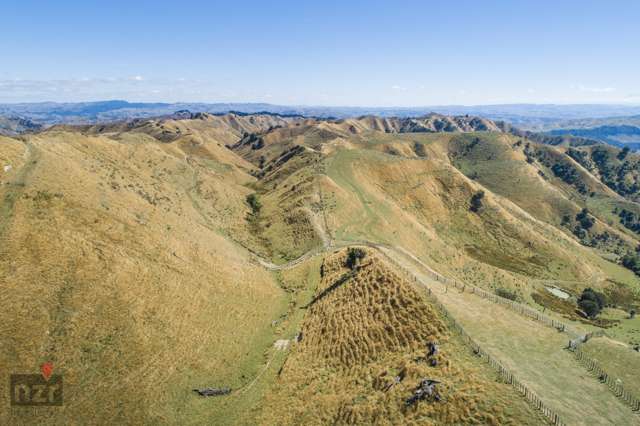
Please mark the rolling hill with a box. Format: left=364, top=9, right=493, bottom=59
left=1, top=112, right=640, bottom=425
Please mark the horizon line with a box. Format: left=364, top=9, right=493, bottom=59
left=2, top=99, right=640, bottom=109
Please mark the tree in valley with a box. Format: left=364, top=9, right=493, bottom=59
left=577, top=288, right=607, bottom=319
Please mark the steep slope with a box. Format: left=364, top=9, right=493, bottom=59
left=258, top=249, right=548, bottom=425
left=65, top=111, right=295, bottom=144
left=448, top=134, right=636, bottom=246
left=0, top=128, right=289, bottom=424
left=324, top=136, right=623, bottom=282
left=563, top=143, right=640, bottom=201
left=226, top=117, right=640, bottom=315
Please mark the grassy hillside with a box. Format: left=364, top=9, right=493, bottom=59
left=241, top=121, right=640, bottom=330
left=258, top=249, right=547, bottom=425
left=0, top=128, right=288, bottom=424
left=317, top=132, right=638, bottom=293
left=2, top=113, right=640, bottom=424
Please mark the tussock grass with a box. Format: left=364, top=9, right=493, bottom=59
left=258, top=249, right=547, bottom=425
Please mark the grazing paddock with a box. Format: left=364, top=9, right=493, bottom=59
left=429, top=285, right=639, bottom=425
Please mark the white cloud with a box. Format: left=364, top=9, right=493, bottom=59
left=131, top=75, right=144, bottom=81
left=391, top=85, right=407, bottom=91
left=576, top=84, right=616, bottom=93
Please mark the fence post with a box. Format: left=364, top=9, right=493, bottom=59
left=396, top=258, right=568, bottom=425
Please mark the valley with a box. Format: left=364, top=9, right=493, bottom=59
left=1, top=112, right=640, bottom=424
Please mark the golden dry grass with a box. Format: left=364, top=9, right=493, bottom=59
left=2, top=116, right=640, bottom=425
left=257, top=249, right=548, bottom=425
left=321, top=133, right=640, bottom=301
left=0, top=129, right=287, bottom=424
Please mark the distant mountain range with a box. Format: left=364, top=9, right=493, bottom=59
left=3, top=100, right=640, bottom=149
left=1, top=100, right=640, bottom=125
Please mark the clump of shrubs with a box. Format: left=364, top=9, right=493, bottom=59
left=617, top=146, right=631, bottom=161
left=246, top=193, right=262, bottom=214
left=617, top=208, right=640, bottom=234
left=571, top=208, right=595, bottom=243
left=576, top=208, right=594, bottom=230
left=470, top=191, right=485, bottom=213
left=346, top=248, right=366, bottom=269
left=550, top=161, right=588, bottom=194
left=242, top=132, right=265, bottom=150
left=621, top=252, right=640, bottom=276
left=413, top=142, right=427, bottom=158
left=577, top=288, right=607, bottom=319
left=496, top=287, right=518, bottom=301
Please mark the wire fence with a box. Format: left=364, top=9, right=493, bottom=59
left=375, top=251, right=566, bottom=425
left=405, top=257, right=640, bottom=415
left=344, top=240, right=580, bottom=337
left=425, top=284, right=566, bottom=425
left=572, top=346, right=640, bottom=412
left=423, top=266, right=580, bottom=338
left=334, top=242, right=640, bottom=418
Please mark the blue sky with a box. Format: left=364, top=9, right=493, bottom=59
left=1, top=0, right=639, bottom=105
